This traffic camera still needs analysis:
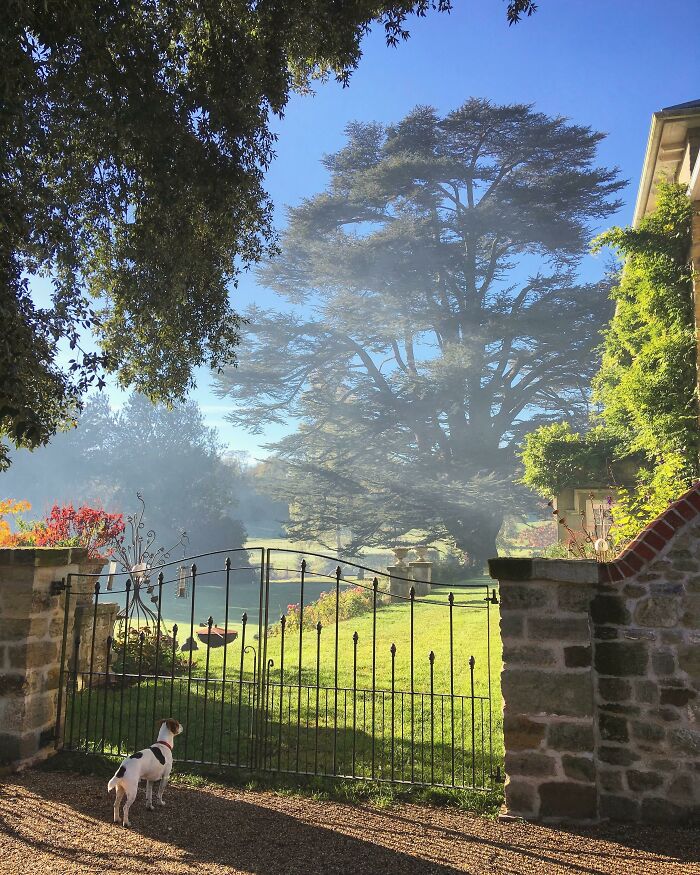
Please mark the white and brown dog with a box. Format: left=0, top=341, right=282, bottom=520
left=108, top=718, right=183, bottom=827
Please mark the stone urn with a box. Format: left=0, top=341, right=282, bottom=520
left=392, top=546, right=410, bottom=568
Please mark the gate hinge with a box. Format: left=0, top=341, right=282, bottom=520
left=485, top=588, right=499, bottom=605
left=50, top=578, right=67, bottom=596
left=490, top=766, right=505, bottom=783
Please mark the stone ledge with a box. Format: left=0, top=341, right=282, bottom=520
left=0, top=548, right=88, bottom=568
left=489, top=558, right=600, bottom=584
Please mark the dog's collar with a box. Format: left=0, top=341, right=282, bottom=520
left=155, top=739, right=173, bottom=751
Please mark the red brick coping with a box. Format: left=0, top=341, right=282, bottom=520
left=488, top=481, right=700, bottom=585
left=599, top=480, right=700, bottom=583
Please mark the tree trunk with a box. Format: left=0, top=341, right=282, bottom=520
left=449, top=510, right=503, bottom=576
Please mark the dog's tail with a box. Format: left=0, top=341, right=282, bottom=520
left=107, top=765, right=126, bottom=792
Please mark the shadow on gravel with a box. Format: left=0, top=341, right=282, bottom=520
left=0, top=776, right=465, bottom=875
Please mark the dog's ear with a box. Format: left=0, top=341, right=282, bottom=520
left=165, top=718, right=180, bottom=734
left=156, top=718, right=168, bottom=726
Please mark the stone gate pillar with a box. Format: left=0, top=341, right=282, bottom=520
left=490, top=483, right=700, bottom=824
left=0, top=547, right=88, bottom=768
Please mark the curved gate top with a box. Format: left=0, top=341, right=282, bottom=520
left=57, top=547, right=501, bottom=790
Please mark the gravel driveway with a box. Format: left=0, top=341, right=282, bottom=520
left=1, top=770, right=698, bottom=874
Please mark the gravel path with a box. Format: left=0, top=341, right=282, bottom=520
left=1, top=770, right=698, bottom=874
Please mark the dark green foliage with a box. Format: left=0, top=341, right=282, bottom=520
left=216, top=100, right=623, bottom=565
left=521, top=183, right=699, bottom=541
left=0, top=0, right=539, bottom=468
left=591, top=183, right=698, bottom=465
left=520, top=423, right=625, bottom=497
left=113, top=626, right=190, bottom=677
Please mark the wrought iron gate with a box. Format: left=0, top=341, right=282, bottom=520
left=57, top=548, right=501, bottom=789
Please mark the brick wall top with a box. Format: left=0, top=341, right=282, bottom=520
left=600, top=480, right=700, bottom=583
left=489, top=480, right=700, bottom=585
left=0, top=547, right=88, bottom=567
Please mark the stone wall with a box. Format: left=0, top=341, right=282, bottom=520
left=0, top=548, right=117, bottom=768
left=490, top=483, right=700, bottom=824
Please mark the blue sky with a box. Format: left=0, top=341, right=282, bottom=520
left=43, top=0, right=700, bottom=459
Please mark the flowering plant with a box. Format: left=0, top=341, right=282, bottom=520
left=0, top=500, right=124, bottom=559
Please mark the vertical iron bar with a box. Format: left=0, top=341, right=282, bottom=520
left=169, top=625, right=178, bottom=718
left=390, top=643, right=396, bottom=781
left=117, top=579, right=132, bottom=754
left=184, top=564, right=197, bottom=761
left=409, top=585, right=415, bottom=783
left=264, top=658, right=274, bottom=768
left=278, top=615, right=286, bottom=772
left=352, top=631, right=358, bottom=778
left=295, top=558, right=306, bottom=773
left=219, top=557, right=231, bottom=764
left=84, top=581, right=100, bottom=752
left=134, top=631, right=145, bottom=751
left=470, top=655, right=476, bottom=787
left=236, top=613, right=247, bottom=766
left=202, top=616, right=213, bottom=763
left=333, top=565, right=340, bottom=774
left=100, top=635, right=112, bottom=753
left=371, top=578, right=378, bottom=779
left=68, top=635, right=80, bottom=749
left=314, top=622, right=321, bottom=774
left=152, top=573, right=164, bottom=730
left=258, top=548, right=271, bottom=770
left=429, top=651, right=435, bottom=785
left=487, top=588, right=495, bottom=784
left=55, top=576, right=72, bottom=749
left=449, top=592, right=455, bottom=787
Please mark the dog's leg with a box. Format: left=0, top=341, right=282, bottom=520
left=113, top=786, right=124, bottom=823
left=145, top=780, right=154, bottom=811
left=157, top=768, right=171, bottom=806
left=122, top=786, right=137, bottom=828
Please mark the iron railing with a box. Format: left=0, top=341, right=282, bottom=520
left=57, top=547, right=501, bottom=790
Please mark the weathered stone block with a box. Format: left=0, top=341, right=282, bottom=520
left=599, top=745, right=639, bottom=766
left=591, top=595, right=630, bottom=626
left=668, top=774, right=697, bottom=804
left=594, top=626, right=618, bottom=640
left=627, top=770, right=663, bottom=792
left=641, top=797, right=690, bottom=824
left=635, top=597, right=684, bottom=628
left=631, top=721, right=665, bottom=743
left=651, top=650, right=676, bottom=676
left=595, top=641, right=648, bottom=677
left=564, top=646, right=591, bottom=668
left=505, top=751, right=557, bottom=778
left=598, top=677, right=631, bottom=702
left=634, top=680, right=657, bottom=704
left=668, top=728, right=700, bottom=756
left=682, top=594, right=700, bottom=628
left=599, top=768, right=623, bottom=792
left=539, top=782, right=597, bottom=820
left=499, top=584, right=551, bottom=611
left=500, top=614, right=524, bottom=638
left=660, top=686, right=696, bottom=707
left=561, top=754, right=595, bottom=783
left=557, top=585, right=591, bottom=613
left=501, top=670, right=592, bottom=718
left=502, top=644, right=557, bottom=667
left=504, top=778, right=537, bottom=815
left=600, top=794, right=640, bottom=821
left=547, top=721, right=594, bottom=752
left=529, top=616, right=590, bottom=642
left=599, top=712, right=629, bottom=743
left=678, top=645, right=700, bottom=678
left=503, top=714, right=546, bottom=751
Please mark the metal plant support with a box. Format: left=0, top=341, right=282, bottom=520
left=109, top=493, right=188, bottom=628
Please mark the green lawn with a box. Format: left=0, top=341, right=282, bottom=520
left=64, top=580, right=503, bottom=790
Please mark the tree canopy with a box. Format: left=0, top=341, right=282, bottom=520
left=0, top=0, right=538, bottom=469
left=216, top=99, right=623, bottom=565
